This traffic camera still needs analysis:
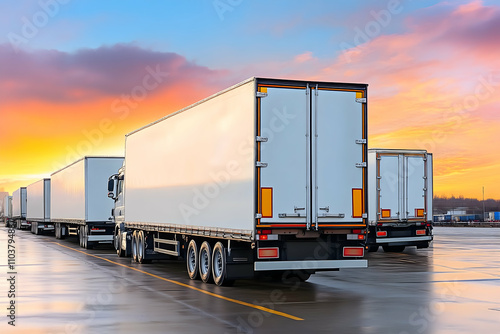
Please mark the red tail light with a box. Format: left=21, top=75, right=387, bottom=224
left=257, top=247, right=279, bottom=259
left=377, top=231, right=387, bottom=237
left=343, top=247, right=364, bottom=257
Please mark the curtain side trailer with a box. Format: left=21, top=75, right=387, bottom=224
left=27, top=178, right=53, bottom=234
left=108, top=77, right=369, bottom=286
left=367, top=148, right=433, bottom=252
left=51, top=156, right=124, bottom=248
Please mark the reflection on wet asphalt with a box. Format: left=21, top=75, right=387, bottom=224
left=0, top=227, right=499, bottom=333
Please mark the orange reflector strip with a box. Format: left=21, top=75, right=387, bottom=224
left=416, top=229, right=426, bottom=235
left=259, top=87, right=268, bottom=93
left=356, top=91, right=364, bottom=99
left=352, top=188, right=363, bottom=218
left=261, top=187, right=273, bottom=218
left=343, top=247, right=364, bottom=257
left=381, top=209, right=391, bottom=218
left=258, top=247, right=279, bottom=259
left=377, top=231, right=387, bottom=237
left=415, top=209, right=425, bottom=217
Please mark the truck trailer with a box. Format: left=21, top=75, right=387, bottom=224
left=12, top=187, right=28, bottom=230
left=2, top=194, right=12, bottom=227
left=51, top=156, right=124, bottom=248
left=108, top=77, right=369, bottom=286
left=27, top=178, right=53, bottom=234
left=367, top=149, right=433, bottom=252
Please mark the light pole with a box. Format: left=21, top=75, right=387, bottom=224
left=482, top=186, right=485, bottom=222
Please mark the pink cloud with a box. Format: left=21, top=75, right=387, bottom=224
left=0, top=43, right=228, bottom=104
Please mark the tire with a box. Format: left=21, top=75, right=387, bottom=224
left=55, top=223, right=64, bottom=239
left=212, top=242, right=234, bottom=286
left=186, top=240, right=199, bottom=280
left=115, top=228, right=125, bottom=257
left=137, top=231, right=151, bottom=264
left=131, top=231, right=138, bottom=262
left=79, top=226, right=84, bottom=247
left=84, top=225, right=94, bottom=249
left=383, top=245, right=405, bottom=252
left=199, top=241, right=213, bottom=283
left=367, top=245, right=379, bottom=252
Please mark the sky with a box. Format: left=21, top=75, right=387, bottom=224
left=0, top=0, right=499, bottom=200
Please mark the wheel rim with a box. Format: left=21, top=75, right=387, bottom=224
left=188, top=247, right=196, bottom=273
left=213, top=250, right=222, bottom=279
left=132, top=234, right=137, bottom=260
left=138, top=232, right=144, bottom=261
left=114, top=230, right=120, bottom=250
left=200, top=250, right=209, bottom=275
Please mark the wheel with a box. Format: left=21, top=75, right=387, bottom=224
left=84, top=225, right=94, bottom=249
left=131, top=231, right=138, bottom=262
left=186, top=240, right=199, bottom=280
left=383, top=245, right=405, bottom=252
left=199, top=241, right=213, bottom=283
left=55, top=223, right=63, bottom=239
left=115, top=228, right=125, bottom=257
left=79, top=226, right=84, bottom=247
left=367, top=245, right=379, bottom=252
left=212, top=242, right=234, bottom=286
left=137, top=231, right=151, bottom=264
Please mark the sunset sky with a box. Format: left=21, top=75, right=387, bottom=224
left=0, top=0, right=499, bottom=199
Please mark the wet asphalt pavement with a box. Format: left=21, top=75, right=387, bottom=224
left=1, top=226, right=499, bottom=334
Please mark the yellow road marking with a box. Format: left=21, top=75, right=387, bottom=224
left=53, top=242, right=304, bottom=321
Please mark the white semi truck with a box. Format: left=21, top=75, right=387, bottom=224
left=2, top=194, right=12, bottom=227
left=108, top=77, right=369, bottom=286
left=367, top=149, right=433, bottom=252
left=12, top=187, right=28, bottom=229
left=51, top=156, right=124, bottom=248
left=27, top=178, right=53, bottom=234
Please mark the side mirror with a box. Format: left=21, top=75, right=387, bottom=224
left=107, top=178, right=115, bottom=192
left=108, top=192, right=115, bottom=199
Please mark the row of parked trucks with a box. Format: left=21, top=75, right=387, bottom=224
left=1, top=77, right=433, bottom=285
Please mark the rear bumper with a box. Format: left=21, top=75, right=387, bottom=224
left=88, top=235, right=113, bottom=242
left=254, top=259, right=367, bottom=271
left=376, top=236, right=432, bottom=243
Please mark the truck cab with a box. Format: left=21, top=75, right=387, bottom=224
left=108, top=164, right=128, bottom=256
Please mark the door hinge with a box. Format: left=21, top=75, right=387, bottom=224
left=355, top=97, right=367, bottom=103
left=256, top=92, right=268, bottom=98
left=256, top=161, right=268, bottom=168
left=256, top=136, right=268, bottom=142
left=355, top=139, right=367, bottom=144
left=255, top=213, right=263, bottom=219
left=362, top=213, right=368, bottom=218
left=356, top=162, right=367, bottom=168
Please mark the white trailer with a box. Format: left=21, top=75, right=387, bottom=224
left=367, top=149, right=433, bottom=252
left=12, top=187, right=28, bottom=229
left=3, top=195, right=12, bottom=227
left=51, top=156, right=124, bottom=248
left=108, top=77, right=368, bottom=285
left=27, top=178, right=53, bottom=234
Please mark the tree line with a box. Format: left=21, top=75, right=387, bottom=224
left=433, top=196, right=500, bottom=215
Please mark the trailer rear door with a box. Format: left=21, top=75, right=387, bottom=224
left=257, top=81, right=367, bottom=230
left=377, top=153, right=428, bottom=221
left=404, top=155, right=427, bottom=220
